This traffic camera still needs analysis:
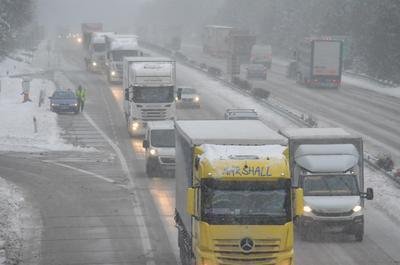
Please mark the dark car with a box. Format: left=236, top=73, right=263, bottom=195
left=49, top=89, right=79, bottom=114
left=246, top=64, right=267, bottom=80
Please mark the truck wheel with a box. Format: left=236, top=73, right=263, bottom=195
left=146, top=162, right=158, bottom=178
left=355, top=232, right=363, bottom=242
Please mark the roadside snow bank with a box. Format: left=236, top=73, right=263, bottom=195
left=0, top=77, right=75, bottom=152
left=0, top=177, right=24, bottom=265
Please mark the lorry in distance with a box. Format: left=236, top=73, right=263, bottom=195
left=295, top=37, right=343, bottom=88
left=105, top=34, right=142, bottom=83
left=81, top=23, right=103, bottom=50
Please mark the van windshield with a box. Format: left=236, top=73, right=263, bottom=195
left=302, top=174, right=359, bottom=196
left=151, top=129, right=175, bottom=148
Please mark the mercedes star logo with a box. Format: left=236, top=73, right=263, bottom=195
left=239, top=237, right=254, bottom=253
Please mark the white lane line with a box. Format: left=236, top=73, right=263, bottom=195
left=83, top=112, right=156, bottom=265
left=42, top=160, right=116, bottom=184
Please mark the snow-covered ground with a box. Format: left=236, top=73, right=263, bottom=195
left=0, top=177, right=25, bottom=265
left=0, top=47, right=78, bottom=152
left=0, top=76, right=75, bottom=152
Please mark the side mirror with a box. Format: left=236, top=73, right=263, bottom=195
left=142, top=140, right=149, bottom=149
left=363, top=188, right=374, bottom=200
left=124, top=88, right=130, bottom=101
left=187, top=188, right=197, bottom=217
left=295, top=188, right=304, bottom=217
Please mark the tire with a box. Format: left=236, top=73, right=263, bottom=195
left=178, top=229, right=193, bottom=265
left=355, top=231, right=364, bottom=242
left=146, top=161, right=158, bottom=178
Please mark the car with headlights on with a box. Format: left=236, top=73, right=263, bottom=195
left=175, top=87, right=200, bottom=108
left=49, top=89, right=79, bottom=114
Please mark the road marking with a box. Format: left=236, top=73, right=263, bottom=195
left=83, top=112, right=156, bottom=265
left=42, top=160, right=116, bottom=184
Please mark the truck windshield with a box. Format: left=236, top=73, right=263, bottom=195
left=93, top=43, right=105, bottom=52
left=111, top=50, right=139, bottom=61
left=201, top=180, right=291, bottom=225
left=151, top=129, right=175, bottom=148
left=302, top=174, right=359, bottom=196
left=133, top=86, right=174, bottom=103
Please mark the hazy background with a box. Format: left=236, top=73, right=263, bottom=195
left=36, top=0, right=145, bottom=34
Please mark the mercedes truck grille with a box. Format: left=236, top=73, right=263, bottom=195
left=214, top=238, right=280, bottom=265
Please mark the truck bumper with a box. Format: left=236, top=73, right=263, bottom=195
left=147, top=156, right=175, bottom=177
left=300, top=215, right=364, bottom=234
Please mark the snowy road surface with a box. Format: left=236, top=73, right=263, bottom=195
left=0, top=39, right=399, bottom=265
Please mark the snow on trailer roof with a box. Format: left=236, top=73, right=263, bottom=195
left=199, top=144, right=286, bottom=162
left=175, top=120, right=287, bottom=145
left=147, top=121, right=175, bottom=130
left=109, top=36, right=139, bottom=50
left=279, top=128, right=360, bottom=140
left=131, top=60, right=173, bottom=77
left=125, top=57, right=173, bottom=62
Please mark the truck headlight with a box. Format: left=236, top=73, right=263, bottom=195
left=73, top=103, right=78, bottom=106
left=77, top=37, right=82, bottom=43
left=194, top=96, right=200, bottom=102
left=303, top=205, right=312, bottom=213
left=92, top=61, right=97, bottom=66
left=111, top=71, right=116, bottom=76
left=352, top=205, right=362, bottom=212
left=149, top=149, right=157, bottom=156
left=131, top=122, right=139, bottom=131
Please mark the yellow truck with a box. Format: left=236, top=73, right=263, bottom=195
left=175, top=120, right=304, bottom=265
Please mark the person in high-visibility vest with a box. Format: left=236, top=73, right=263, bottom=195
left=75, top=85, right=86, bottom=112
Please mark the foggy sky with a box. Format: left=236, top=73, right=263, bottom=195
left=37, top=0, right=146, bottom=34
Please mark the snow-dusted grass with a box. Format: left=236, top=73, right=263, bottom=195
left=0, top=177, right=24, bottom=265
left=342, top=74, right=400, bottom=99
left=0, top=77, right=76, bottom=152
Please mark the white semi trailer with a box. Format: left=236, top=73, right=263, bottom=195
left=105, top=34, right=142, bottom=83
left=123, top=57, right=176, bottom=136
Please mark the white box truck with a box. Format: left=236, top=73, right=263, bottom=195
left=295, top=38, right=343, bottom=88
left=105, top=34, right=142, bottom=83
left=123, top=57, right=176, bottom=136
left=279, top=128, right=374, bottom=241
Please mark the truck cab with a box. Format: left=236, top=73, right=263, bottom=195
left=142, top=121, right=175, bottom=177
left=105, top=35, right=142, bottom=83
left=123, top=57, right=176, bottom=136
left=280, top=128, right=374, bottom=241
left=86, top=32, right=114, bottom=72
